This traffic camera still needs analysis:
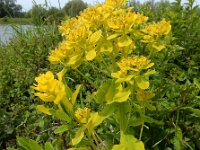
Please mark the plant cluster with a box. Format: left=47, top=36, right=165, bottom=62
left=20, top=0, right=175, bottom=149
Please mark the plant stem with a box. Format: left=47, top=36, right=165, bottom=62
left=139, top=122, right=144, bottom=140
left=86, top=130, right=97, bottom=150
left=92, top=132, right=99, bottom=146
left=139, top=108, right=145, bottom=140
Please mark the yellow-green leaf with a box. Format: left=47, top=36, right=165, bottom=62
left=152, top=43, right=165, bottom=51
left=71, top=126, right=86, bottom=145
left=54, top=125, right=69, bottom=134
left=112, top=134, right=145, bottom=150
left=86, top=49, right=96, bottom=61
left=89, top=30, right=102, bottom=43
left=111, top=88, right=131, bottom=104
left=95, top=80, right=112, bottom=103
left=44, top=142, right=54, bottom=150
left=136, top=77, right=149, bottom=90
left=37, top=105, right=51, bottom=115
left=68, top=54, right=82, bottom=66
left=71, top=85, right=82, bottom=105
left=107, top=34, right=120, bottom=40
left=100, top=41, right=113, bottom=53
left=117, top=35, right=132, bottom=47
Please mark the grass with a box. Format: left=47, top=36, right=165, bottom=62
left=0, top=18, right=33, bottom=25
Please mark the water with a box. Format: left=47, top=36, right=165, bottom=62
left=0, top=25, right=33, bottom=44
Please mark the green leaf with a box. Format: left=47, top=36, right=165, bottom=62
left=142, top=115, right=164, bottom=125
left=116, top=102, right=130, bottom=131
left=60, top=98, right=73, bottom=117
left=17, top=137, right=30, bottom=150
left=17, top=137, right=43, bottom=150
left=173, top=126, right=183, bottom=150
left=37, top=105, right=51, bottom=115
left=135, top=77, right=149, bottom=90
left=105, top=80, right=115, bottom=103
left=50, top=109, right=71, bottom=122
left=112, top=88, right=131, bottom=104
left=182, top=107, right=200, bottom=117
left=71, top=126, right=86, bottom=145
left=194, top=78, right=200, bottom=90
left=54, top=125, right=69, bottom=134
left=95, top=80, right=112, bottom=103
left=71, top=85, right=82, bottom=105
left=87, top=104, right=116, bottom=135
left=144, top=102, right=156, bottom=111
left=44, top=142, right=54, bottom=150
left=56, top=109, right=71, bottom=122
left=112, top=134, right=145, bottom=150
left=129, top=118, right=144, bottom=127
left=29, top=139, right=43, bottom=150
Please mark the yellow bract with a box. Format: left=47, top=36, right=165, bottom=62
left=118, top=56, right=154, bottom=71
left=112, top=56, right=154, bottom=89
left=32, top=71, right=66, bottom=104
left=142, top=19, right=171, bottom=36
left=75, top=108, right=91, bottom=124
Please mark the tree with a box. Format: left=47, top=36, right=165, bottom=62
left=30, top=4, right=47, bottom=25
left=0, top=0, right=22, bottom=17
left=63, top=0, right=87, bottom=17
left=46, top=7, right=65, bottom=24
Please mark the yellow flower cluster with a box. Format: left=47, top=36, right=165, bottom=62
left=118, top=56, right=154, bottom=72
left=141, top=19, right=171, bottom=51
left=142, top=19, right=171, bottom=36
left=32, top=71, right=66, bottom=104
left=112, top=56, right=155, bottom=89
left=48, top=0, right=149, bottom=67
left=75, top=107, right=91, bottom=124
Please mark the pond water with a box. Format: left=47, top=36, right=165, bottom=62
left=0, top=25, right=33, bottom=44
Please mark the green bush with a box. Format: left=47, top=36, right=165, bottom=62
left=0, top=24, right=62, bottom=148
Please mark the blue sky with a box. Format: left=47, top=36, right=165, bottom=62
left=17, top=0, right=200, bottom=11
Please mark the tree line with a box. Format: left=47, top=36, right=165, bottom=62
left=0, top=0, right=87, bottom=24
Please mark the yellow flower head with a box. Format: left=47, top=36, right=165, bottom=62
left=118, top=56, right=154, bottom=72
left=75, top=107, right=91, bottom=124
left=107, top=9, right=148, bottom=34
left=105, top=0, right=126, bottom=8
left=32, top=71, right=66, bottom=104
left=48, top=41, right=83, bottom=67
left=142, top=19, right=171, bottom=36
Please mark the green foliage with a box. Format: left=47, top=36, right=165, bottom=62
left=63, top=0, right=87, bottom=17
left=0, top=0, right=23, bottom=17
left=28, top=5, right=65, bottom=25
left=0, top=24, right=62, bottom=148
left=0, top=17, right=32, bottom=25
